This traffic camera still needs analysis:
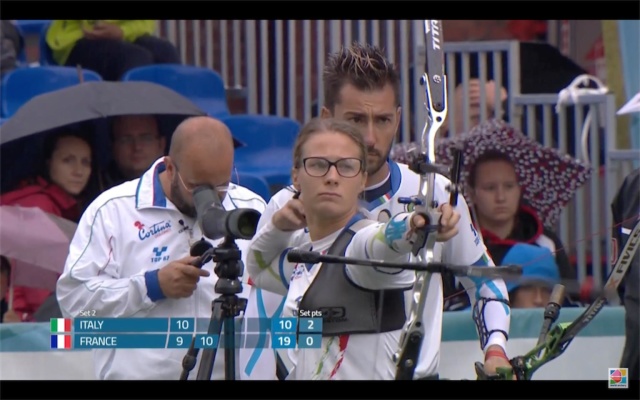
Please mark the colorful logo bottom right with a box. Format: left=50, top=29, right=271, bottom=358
left=608, top=368, right=628, bottom=389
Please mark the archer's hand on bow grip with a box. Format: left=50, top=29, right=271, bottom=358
left=435, top=203, right=460, bottom=241
left=474, top=362, right=515, bottom=380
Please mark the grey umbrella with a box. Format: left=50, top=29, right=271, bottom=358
left=0, top=80, right=228, bottom=145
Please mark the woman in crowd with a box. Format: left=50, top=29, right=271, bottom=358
left=0, top=130, right=96, bottom=322
left=445, top=149, right=575, bottom=310
left=467, top=150, right=573, bottom=278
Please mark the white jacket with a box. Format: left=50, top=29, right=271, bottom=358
left=57, top=158, right=267, bottom=380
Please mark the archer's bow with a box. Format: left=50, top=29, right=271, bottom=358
left=476, top=217, right=640, bottom=380
left=393, top=20, right=463, bottom=380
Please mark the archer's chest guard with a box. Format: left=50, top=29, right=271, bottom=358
left=298, top=219, right=408, bottom=336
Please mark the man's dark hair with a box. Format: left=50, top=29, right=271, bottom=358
left=323, top=42, right=401, bottom=111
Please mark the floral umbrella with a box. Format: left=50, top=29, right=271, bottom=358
left=434, top=119, right=592, bottom=227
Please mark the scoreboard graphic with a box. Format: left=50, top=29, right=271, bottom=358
left=49, top=317, right=323, bottom=350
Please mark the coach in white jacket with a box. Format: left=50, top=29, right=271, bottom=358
left=57, top=117, right=267, bottom=380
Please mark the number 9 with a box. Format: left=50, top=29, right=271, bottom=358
left=177, top=336, right=183, bottom=346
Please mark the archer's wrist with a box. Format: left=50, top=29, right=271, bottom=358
left=484, top=345, right=509, bottom=361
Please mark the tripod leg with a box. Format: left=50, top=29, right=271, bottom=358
left=224, top=315, right=236, bottom=380
left=179, top=335, right=201, bottom=380
left=196, top=299, right=225, bottom=381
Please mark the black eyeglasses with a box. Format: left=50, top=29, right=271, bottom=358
left=301, top=157, right=363, bottom=178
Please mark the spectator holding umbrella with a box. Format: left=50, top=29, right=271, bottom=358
left=436, top=119, right=591, bottom=309
left=0, top=129, right=97, bottom=322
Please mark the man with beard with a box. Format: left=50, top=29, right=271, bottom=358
left=56, top=116, right=267, bottom=380
left=241, top=43, right=512, bottom=381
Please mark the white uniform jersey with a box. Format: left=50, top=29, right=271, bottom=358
left=248, top=213, right=420, bottom=379
left=56, top=158, right=267, bottom=380
left=244, top=161, right=510, bottom=379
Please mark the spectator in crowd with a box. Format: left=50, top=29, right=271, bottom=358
left=466, top=150, right=573, bottom=277
left=443, top=149, right=574, bottom=310
left=56, top=116, right=267, bottom=380
left=611, top=167, right=640, bottom=380
left=0, top=130, right=96, bottom=321
left=445, top=79, right=508, bottom=137
left=1, top=20, right=23, bottom=78
left=501, top=243, right=561, bottom=308
left=391, top=79, right=508, bottom=163
left=45, top=20, right=180, bottom=81
left=98, top=115, right=166, bottom=191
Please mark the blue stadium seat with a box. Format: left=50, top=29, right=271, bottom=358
left=1, top=66, right=102, bottom=118
left=231, top=171, right=272, bottom=202
left=12, top=20, right=52, bottom=65
left=39, top=22, right=57, bottom=66
left=11, top=24, right=27, bottom=65
left=121, top=64, right=230, bottom=118
left=14, top=20, right=51, bottom=36
left=221, top=114, right=301, bottom=189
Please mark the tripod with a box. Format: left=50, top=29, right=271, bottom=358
left=179, top=236, right=248, bottom=380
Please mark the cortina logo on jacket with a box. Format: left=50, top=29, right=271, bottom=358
left=135, top=220, right=172, bottom=241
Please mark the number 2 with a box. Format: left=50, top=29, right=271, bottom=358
left=307, top=320, right=314, bottom=330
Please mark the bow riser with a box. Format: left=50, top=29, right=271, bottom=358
left=394, top=19, right=454, bottom=380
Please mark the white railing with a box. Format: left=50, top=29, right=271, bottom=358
left=158, top=20, right=520, bottom=143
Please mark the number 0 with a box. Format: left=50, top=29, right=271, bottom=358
left=306, top=336, right=314, bottom=346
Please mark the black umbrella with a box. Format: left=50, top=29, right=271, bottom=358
left=0, top=81, right=242, bottom=192
left=0, top=81, right=210, bottom=145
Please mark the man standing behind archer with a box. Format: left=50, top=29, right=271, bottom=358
left=611, top=167, right=640, bottom=380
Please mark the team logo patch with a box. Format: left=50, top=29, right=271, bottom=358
left=151, top=246, right=170, bottom=263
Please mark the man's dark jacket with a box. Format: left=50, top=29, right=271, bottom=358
left=612, top=168, right=640, bottom=380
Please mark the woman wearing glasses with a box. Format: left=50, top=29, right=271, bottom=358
left=246, top=117, right=430, bottom=380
